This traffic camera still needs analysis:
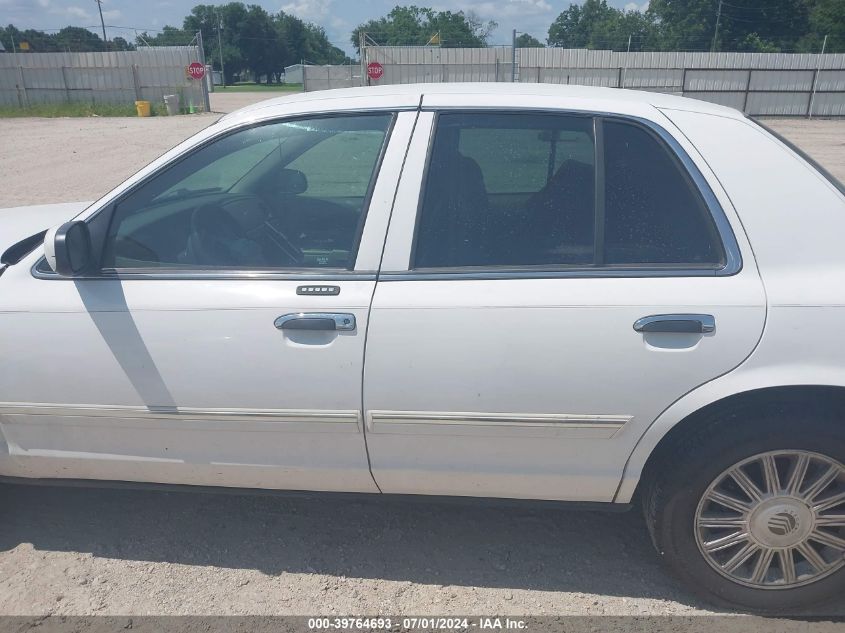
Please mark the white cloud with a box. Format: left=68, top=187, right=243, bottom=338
left=281, top=0, right=333, bottom=21
left=452, top=0, right=553, bottom=18
left=64, top=5, right=91, bottom=20
left=624, top=1, right=650, bottom=11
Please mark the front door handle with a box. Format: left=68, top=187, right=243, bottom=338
left=274, top=312, right=356, bottom=331
left=633, top=314, right=715, bottom=334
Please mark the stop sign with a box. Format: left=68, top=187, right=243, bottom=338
left=187, top=62, right=205, bottom=80
left=367, top=62, right=384, bottom=81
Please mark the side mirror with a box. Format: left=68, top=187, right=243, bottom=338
left=44, top=221, right=93, bottom=277
left=277, top=168, right=308, bottom=195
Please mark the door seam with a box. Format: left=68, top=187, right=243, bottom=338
left=360, top=101, right=423, bottom=493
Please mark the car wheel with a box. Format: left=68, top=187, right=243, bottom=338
left=643, top=408, right=845, bottom=613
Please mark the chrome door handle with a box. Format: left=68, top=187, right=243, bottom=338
left=274, top=313, right=356, bottom=331
left=633, top=314, right=715, bottom=334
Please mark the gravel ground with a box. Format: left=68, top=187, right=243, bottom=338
left=1, top=93, right=844, bottom=619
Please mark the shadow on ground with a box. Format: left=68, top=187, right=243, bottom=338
left=1, top=482, right=713, bottom=607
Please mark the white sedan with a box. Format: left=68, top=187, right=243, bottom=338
left=1, top=84, right=844, bottom=613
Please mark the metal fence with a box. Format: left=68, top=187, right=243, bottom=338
left=358, top=46, right=845, bottom=117
left=302, top=63, right=361, bottom=92
left=0, top=46, right=208, bottom=110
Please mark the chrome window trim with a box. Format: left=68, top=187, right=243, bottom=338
left=402, top=107, right=742, bottom=281
left=31, top=109, right=401, bottom=283
left=378, top=266, right=723, bottom=282
left=30, top=259, right=377, bottom=282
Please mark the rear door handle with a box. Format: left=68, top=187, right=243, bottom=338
left=274, top=313, right=356, bottom=331
left=633, top=314, right=715, bottom=334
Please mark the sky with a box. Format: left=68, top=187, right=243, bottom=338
left=1, top=0, right=650, bottom=54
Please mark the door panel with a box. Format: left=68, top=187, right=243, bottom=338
left=0, top=274, right=379, bottom=492
left=364, top=276, right=764, bottom=501
left=0, top=110, right=419, bottom=491
left=363, top=107, right=766, bottom=502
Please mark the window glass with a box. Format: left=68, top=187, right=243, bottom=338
left=414, top=113, right=596, bottom=268
left=102, top=114, right=391, bottom=270
left=603, top=120, right=725, bottom=266
left=288, top=130, right=387, bottom=198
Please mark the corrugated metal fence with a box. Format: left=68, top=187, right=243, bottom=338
left=301, top=63, right=361, bottom=91
left=0, top=47, right=207, bottom=110
left=357, top=47, right=845, bottom=117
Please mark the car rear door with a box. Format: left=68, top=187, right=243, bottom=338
left=362, top=97, right=766, bottom=502
left=0, top=110, right=418, bottom=492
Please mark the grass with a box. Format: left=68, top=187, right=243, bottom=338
left=215, top=82, right=302, bottom=93
left=0, top=101, right=171, bottom=118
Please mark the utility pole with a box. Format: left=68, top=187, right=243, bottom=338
left=216, top=11, right=225, bottom=88
left=511, top=29, right=517, bottom=83
left=196, top=30, right=211, bottom=112
left=95, top=0, right=108, bottom=49
left=808, top=34, right=828, bottom=119
left=711, top=0, right=723, bottom=53
left=621, top=33, right=632, bottom=88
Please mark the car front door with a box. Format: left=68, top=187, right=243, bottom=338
left=363, top=103, right=766, bottom=502
left=0, top=111, right=417, bottom=492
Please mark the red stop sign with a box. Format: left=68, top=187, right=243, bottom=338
left=187, top=62, right=205, bottom=80
left=367, top=62, right=384, bottom=80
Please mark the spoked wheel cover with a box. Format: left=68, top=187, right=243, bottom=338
left=695, top=450, right=845, bottom=590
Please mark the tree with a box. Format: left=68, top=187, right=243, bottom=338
left=648, top=0, right=810, bottom=52
left=515, top=33, right=544, bottom=47
left=54, top=26, right=105, bottom=52
left=799, top=0, right=845, bottom=53
left=111, top=36, right=135, bottom=51
left=351, top=5, right=497, bottom=53
left=548, top=0, right=656, bottom=50
left=136, top=25, right=192, bottom=47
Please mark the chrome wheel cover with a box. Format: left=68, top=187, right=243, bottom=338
left=695, top=450, right=845, bottom=589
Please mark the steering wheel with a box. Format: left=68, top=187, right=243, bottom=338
left=183, top=201, right=302, bottom=267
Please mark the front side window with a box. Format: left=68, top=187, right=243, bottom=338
left=102, top=114, right=392, bottom=270
left=413, top=112, right=725, bottom=271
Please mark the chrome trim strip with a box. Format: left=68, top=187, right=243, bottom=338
left=31, top=261, right=378, bottom=282
left=0, top=403, right=362, bottom=433
left=378, top=267, right=722, bottom=282
left=367, top=411, right=631, bottom=439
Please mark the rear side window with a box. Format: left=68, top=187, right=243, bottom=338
left=603, top=121, right=724, bottom=266
left=413, top=112, right=725, bottom=271
left=415, top=113, right=596, bottom=268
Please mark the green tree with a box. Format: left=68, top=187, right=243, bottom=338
left=648, top=0, right=810, bottom=52
left=351, top=5, right=497, bottom=53
left=111, top=36, right=135, bottom=51
left=799, top=0, right=845, bottom=53
left=54, top=26, right=105, bottom=52
left=548, top=0, right=656, bottom=50
left=515, top=33, right=544, bottom=47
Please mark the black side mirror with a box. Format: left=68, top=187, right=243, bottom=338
left=45, top=221, right=92, bottom=277
left=277, top=168, right=308, bottom=195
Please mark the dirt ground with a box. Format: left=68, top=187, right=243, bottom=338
left=1, top=92, right=844, bottom=619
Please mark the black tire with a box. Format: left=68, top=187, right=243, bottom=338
left=643, top=404, right=845, bottom=614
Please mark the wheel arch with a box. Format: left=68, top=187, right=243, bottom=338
left=616, top=381, right=845, bottom=504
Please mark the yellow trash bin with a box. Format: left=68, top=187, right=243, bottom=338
left=134, top=100, right=151, bottom=117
